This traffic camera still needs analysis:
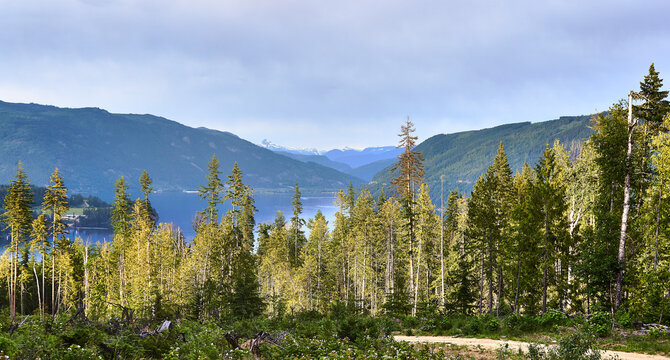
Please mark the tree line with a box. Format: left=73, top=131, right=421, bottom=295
left=0, top=64, right=669, bottom=325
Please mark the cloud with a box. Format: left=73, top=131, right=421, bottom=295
left=1, top=0, right=669, bottom=148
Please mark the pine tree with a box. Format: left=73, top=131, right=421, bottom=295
left=111, top=177, right=132, bottom=238
left=391, top=118, right=424, bottom=315
left=466, top=143, right=513, bottom=314
left=289, top=183, right=305, bottom=268
left=42, top=168, right=69, bottom=317
left=533, top=145, right=569, bottom=314
left=30, top=214, right=48, bottom=321
left=1, top=162, right=33, bottom=322
left=637, top=63, right=670, bottom=133
left=198, top=154, right=223, bottom=224
left=139, top=170, right=157, bottom=225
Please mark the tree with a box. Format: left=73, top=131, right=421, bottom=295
left=391, top=117, right=424, bottom=314
left=139, top=170, right=157, bottom=225
left=533, top=145, right=569, bottom=314
left=465, top=142, right=512, bottom=314
left=42, top=168, right=69, bottom=317
left=198, top=154, right=223, bottom=224
left=289, top=183, right=305, bottom=268
left=111, top=177, right=132, bottom=238
left=637, top=63, right=670, bottom=134
left=1, top=162, right=33, bottom=322
left=30, top=213, right=48, bottom=321
left=510, top=163, right=541, bottom=314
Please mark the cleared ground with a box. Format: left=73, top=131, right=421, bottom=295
left=394, top=335, right=670, bottom=360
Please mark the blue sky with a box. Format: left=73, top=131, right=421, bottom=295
left=1, top=0, right=669, bottom=149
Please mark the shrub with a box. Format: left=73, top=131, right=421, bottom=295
left=0, top=336, right=17, bottom=358
left=587, top=312, right=611, bottom=337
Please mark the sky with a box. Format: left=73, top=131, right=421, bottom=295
left=1, top=0, right=669, bottom=150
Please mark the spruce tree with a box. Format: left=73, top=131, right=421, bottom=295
left=289, top=183, right=305, bottom=268
left=391, top=118, right=424, bottom=314
left=139, top=170, right=157, bottom=225
left=198, top=154, right=223, bottom=224
left=42, top=168, right=69, bottom=317
left=638, top=63, right=670, bottom=133
left=111, top=177, right=132, bottom=238
left=1, top=162, right=33, bottom=322
left=533, top=145, right=568, bottom=314
left=30, top=213, right=48, bottom=321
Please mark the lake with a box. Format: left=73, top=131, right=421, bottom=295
left=69, top=190, right=339, bottom=244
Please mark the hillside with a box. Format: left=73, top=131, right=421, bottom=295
left=275, top=151, right=354, bottom=174
left=0, top=101, right=362, bottom=199
left=323, top=146, right=402, bottom=168
left=368, top=115, right=594, bottom=200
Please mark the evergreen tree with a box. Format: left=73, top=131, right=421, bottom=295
left=198, top=154, right=223, bottom=224
left=139, top=170, right=157, bottom=225
left=111, top=177, right=132, bottom=238
left=533, top=145, right=569, bottom=314
left=42, top=168, right=69, bottom=317
left=289, top=183, right=305, bottom=268
left=637, top=63, right=670, bottom=133
left=1, top=162, right=33, bottom=322
left=391, top=118, right=424, bottom=314
left=30, top=213, right=48, bottom=321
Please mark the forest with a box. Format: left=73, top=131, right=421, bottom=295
left=0, top=65, right=669, bottom=359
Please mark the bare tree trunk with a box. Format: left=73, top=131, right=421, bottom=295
left=33, top=266, right=42, bottom=320
left=615, top=93, right=636, bottom=309
left=440, top=175, right=445, bottom=309
left=84, top=243, right=89, bottom=314
left=42, top=252, right=45, bottom=322
left=52, top=244, right=56, bottom=318
left=413, top=231, right=422, bottom=316
left=409, top=225, right=415, bottom=316
left=497, top=265, right=503, bottom=317
left=654, top=175, right=662, bottom=271
left=514, top=259, right=521, bottom=314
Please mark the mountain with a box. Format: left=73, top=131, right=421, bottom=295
left=275, top=151, right=354, bottom=174
left=259, top=140, right=403, bottom=181
left=368, top=115, right=594, bottom=200
left=259, top=139, right=321, bottom=156
left=347, top=158, right=395, bottom=181
left=0, top=101, right=363, bottom=199
left=323, top=146, right=402, bottom=168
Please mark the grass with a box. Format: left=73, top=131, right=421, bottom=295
left=599, top=333, right=670, bottom=355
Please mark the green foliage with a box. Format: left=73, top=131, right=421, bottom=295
left=587, top=313, right=612, bottom=337
left=0, top=336, right=17, bottom=357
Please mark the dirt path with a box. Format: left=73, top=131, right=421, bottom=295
left=393, top=335, right=670, bottom=360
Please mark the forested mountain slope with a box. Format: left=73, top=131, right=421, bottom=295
left=369, top=115, right=594, bottom=199
left=0, top=101, right=362, bottom=198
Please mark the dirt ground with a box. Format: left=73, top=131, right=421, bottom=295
left=393, top=335, right=670, bottom=360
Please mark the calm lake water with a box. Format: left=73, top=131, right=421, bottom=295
left=69, top=190, right=339, bottom=244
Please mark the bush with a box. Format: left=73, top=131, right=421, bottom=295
left=539, top=310, right=568, bottom=328
left=587, top=312, right=612, bottom=337
left=525, top=332, right=603, bottom=360
left=0, top=336, right=17, bottom=358
left=552, top=332, right=602, bottom=360
left=485, top=316, right=501, bottom=332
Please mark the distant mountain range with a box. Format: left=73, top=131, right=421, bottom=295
left=368, top=115, right=594, bottom=201
left=259, top=140, right=402, bottom=181
left=0, top=101, right=363, bottom=199
left=0, top=100, right=596, bottom=205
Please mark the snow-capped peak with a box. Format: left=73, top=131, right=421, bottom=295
left=259, top=139, right=322, bottom=155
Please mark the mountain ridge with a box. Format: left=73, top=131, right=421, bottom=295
left=368, top=114, right=595, bottom=200
left=0, top=100, right=363, bottom=200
